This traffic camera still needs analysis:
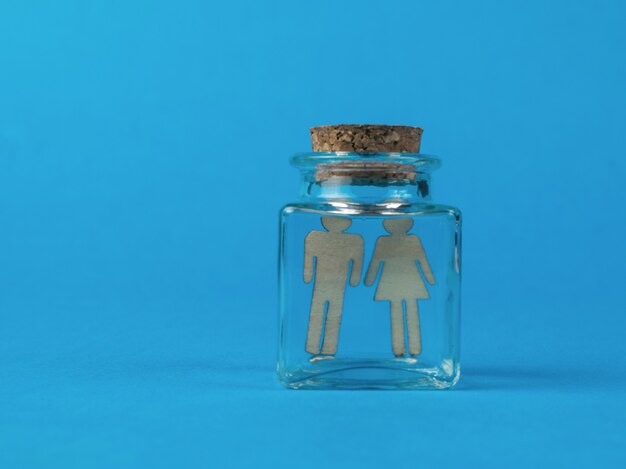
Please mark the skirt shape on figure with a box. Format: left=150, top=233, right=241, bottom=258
left=374, top=259, right=430, bottom=301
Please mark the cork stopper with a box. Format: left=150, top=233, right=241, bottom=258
left=310, top=124, right=423, bottom=153
left=315, top=161, right=418, bottom=182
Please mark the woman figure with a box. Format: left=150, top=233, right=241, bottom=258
left=365, top=218, right=435, bottom=357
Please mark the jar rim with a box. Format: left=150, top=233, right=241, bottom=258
left=290, top=152, right=442, bottom=171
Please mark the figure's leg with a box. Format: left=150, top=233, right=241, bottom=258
left=390, top=300, right=406, bottom=356
left=305, top=292, right=326, bottom=354
left=321, top=299, right=343, bottom=355
left=406, top=300, right=422, bottom=356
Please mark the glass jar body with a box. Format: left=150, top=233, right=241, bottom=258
left=277, top=199, right=461, bottom=390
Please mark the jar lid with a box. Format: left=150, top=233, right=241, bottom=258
left=310, top=124, right=423, bottom=153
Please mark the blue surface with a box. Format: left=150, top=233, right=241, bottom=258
left=1, top=0, right=625, bottom=467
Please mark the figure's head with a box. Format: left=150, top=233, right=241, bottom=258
left=321, top=216, right=352, bottom=233
left=383, top=218, right=413, bottom=235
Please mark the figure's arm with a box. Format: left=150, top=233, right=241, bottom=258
left=303, top=234, right=315, bottom=284
left=349, top=237, right=364, bottom=287
left=415, top=237, right=435, bottom=285
left=364, top=240, right=382, bottom=286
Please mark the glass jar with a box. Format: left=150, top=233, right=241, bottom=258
left=277, top=126, right=462, bottom=390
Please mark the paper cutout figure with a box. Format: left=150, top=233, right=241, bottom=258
left=365, top=218, right=435, bottom=356
left=304, top=217, right=364, bottom=355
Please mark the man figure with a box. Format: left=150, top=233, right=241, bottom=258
left=304, top=216, right=364, bottom=355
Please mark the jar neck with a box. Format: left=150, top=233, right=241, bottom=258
left=299, top=172, right=432, bottom=203
left=291, top=152, right=441, bottom=204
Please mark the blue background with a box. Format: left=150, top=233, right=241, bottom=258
left=1, top=0, right=625, bottom=467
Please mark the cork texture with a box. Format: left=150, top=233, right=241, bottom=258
left=310, top=124, right=423, bottom=153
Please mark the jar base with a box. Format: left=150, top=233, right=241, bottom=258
left=278, top=360, right=460, bottom=390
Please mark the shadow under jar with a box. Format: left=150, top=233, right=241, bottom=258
left=277, top=125, right=462, bottom=390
